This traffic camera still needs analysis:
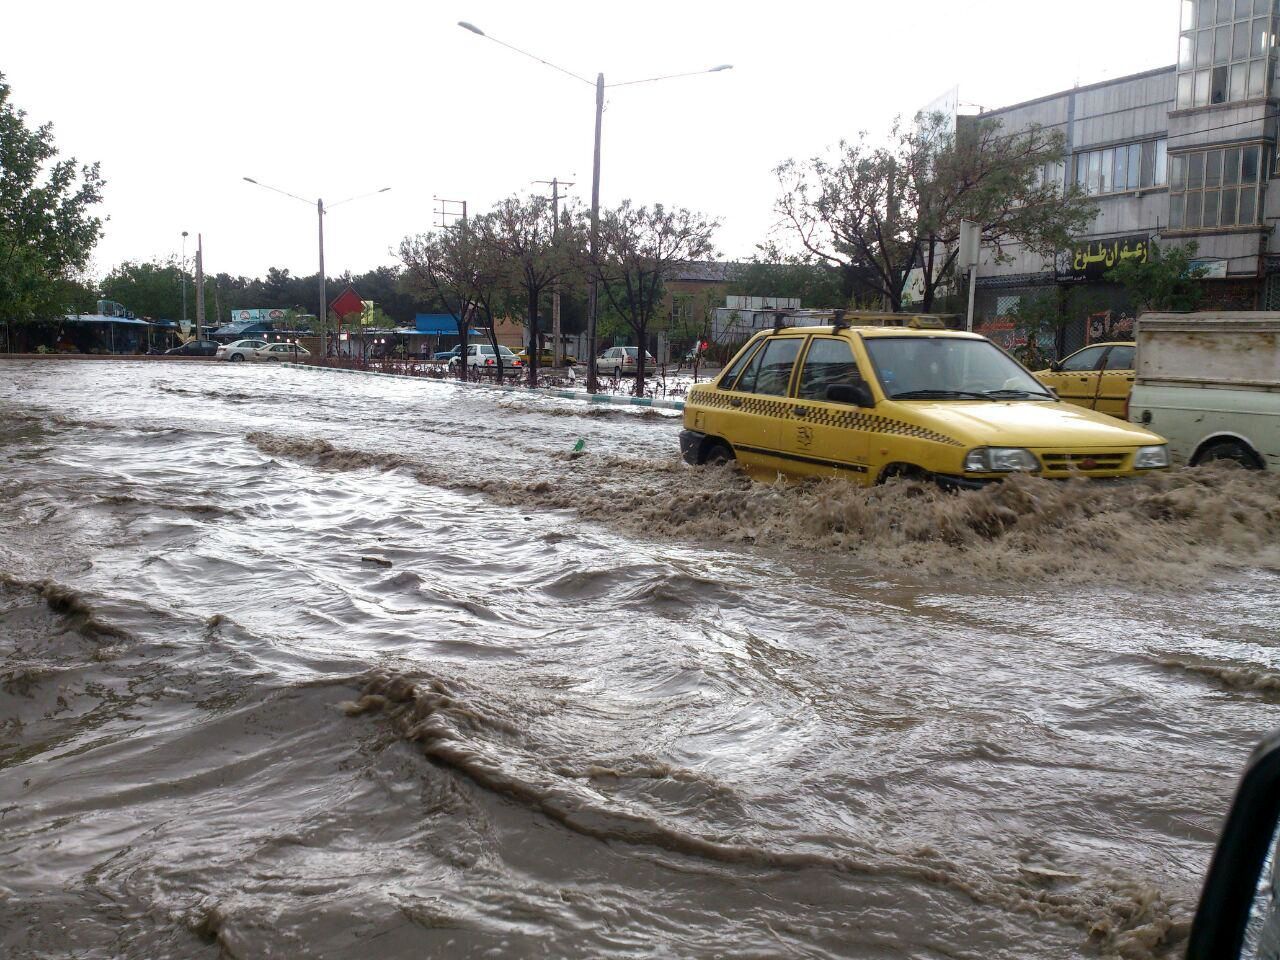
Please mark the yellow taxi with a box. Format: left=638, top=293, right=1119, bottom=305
left=1034, top=341, right=1135, bottom=418
left=517, top=348, right=577, bottom=366
left=679, top=317, right=1168, bottom=487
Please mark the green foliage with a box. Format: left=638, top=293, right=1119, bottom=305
left=1106, top=241, right=1206, bottom=313
left=1007, top=290, right=1065, bottom=367
left=732, top=246, right=858, bottom=308
left=99, top=259, right=184, bottom=319
left=0, top=72, right=105, bottom=324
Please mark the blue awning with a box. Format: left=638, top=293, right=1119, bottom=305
left=414, top=313, right=462, bottom=335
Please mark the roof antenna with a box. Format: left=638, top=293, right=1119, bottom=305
left=831, top=308, right=850, bottom=333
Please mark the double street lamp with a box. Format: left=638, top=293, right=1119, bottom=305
left=458, top=21, right=731, bottom=392
left=242, top=177, right=391, bottom=357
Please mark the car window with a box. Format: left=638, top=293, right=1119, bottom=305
left=1103, top=345, right=1135, bottom=370
left=1061, top=345, right=1108, bottom=372
left=798, top=337, right=864, bottom=401
left=719, top=341, right=763, bottom=389
left=737, top=337, right=803, bottom=396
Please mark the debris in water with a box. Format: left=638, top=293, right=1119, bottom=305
left=360, top=556, right=393, bottom=568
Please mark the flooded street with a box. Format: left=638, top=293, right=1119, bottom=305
left=2, top=359, right=1279, bottom=959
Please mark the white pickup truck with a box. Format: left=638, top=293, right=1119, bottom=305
left=1128, top=312, right=1279, bottom=470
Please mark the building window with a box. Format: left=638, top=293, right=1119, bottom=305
left=1073, top=139, right=1168, bottom=195
left=1168, top=143, right=1266, bottom=228
left=1176, top=0, right=1275, bottom=108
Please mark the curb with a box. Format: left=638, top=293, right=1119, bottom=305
left=280, top=363, right=687, bottom=411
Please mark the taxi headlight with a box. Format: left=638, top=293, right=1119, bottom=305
left=964, top=447, right=1040, bottom=473
left=1133, top=444, right=1169, bottom=469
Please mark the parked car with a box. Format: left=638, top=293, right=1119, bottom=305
left=164, top=339, right=219, bottom=357
left=595, top=346, right=657, bottom=377
left=256, top=342, right=310, bottom=362
left=679, top=315, right=1169, bottom=486
left=1034, top=341, right=1135, bottom=418
left=448, top=343, right=524, bottom=372
left=433, top=345, right=463, bottom=362
left=216, top=339, right=269, bottom=361
left=517, top=348, right=577, bottom=366
left=1128, top=312, right=1278, bottom=470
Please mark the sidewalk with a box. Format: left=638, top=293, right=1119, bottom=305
left=281, top=361, right=701, bottom=411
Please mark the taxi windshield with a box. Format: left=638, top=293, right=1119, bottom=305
left=863, top=336, right=1053, bottom=400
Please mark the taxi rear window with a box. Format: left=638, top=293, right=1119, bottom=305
left=736, top=337, right=803, bottom=396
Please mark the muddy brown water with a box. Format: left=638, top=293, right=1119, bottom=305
left=2, top=360, right=1279, bottom=959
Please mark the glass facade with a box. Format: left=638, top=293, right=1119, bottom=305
left=1176, top=0, right=1276, bottom=108
left=1073, top=139, right=1168, bottom=195
left=1167, top=143, right=1267, bottom=227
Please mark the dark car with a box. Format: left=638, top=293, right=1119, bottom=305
left=433, top=345, right=463, bottom=362
left=165, top=339, right=219, bottom=357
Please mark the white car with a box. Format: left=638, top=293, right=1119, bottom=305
left=216, top=339, right=268, bottom=361
left=256, top=342, right=309, bottom=362
left=595, top=346, right=657, bottom=377
left=448, top=344, right=524, bottom=372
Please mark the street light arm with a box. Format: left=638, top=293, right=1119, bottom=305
left=456, top=21, right=593, bottom=86
left=607, top=65, right=734, bottom=88
left=242, top=177, right=312, bottom=206
left=328, top=186, right=392, bottom=210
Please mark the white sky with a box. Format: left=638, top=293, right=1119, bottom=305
left=6, top=0, right=1177, bottom=281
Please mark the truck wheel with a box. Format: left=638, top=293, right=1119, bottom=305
left=1193, top=439, right=1262, bottom=469
left=703, top=441, right=735, bottom=466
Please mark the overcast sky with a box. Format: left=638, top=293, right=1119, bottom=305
left=7, top=0, right=1176, bottom=282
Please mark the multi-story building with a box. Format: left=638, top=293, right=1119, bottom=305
left=972, top=0, right=1279, bottom=354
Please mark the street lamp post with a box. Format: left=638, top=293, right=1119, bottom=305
left=458, top=21, right=731, bottom=393
left=180, top=231, right=189, bottom=331
left=242, top=178, right=390, bottom=360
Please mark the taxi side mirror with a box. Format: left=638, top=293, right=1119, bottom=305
left=1049, top=360, right=1063, bottom=372
left=826, top=383, right=874, bottom=407
left=1187, top=729, right=1280, bottom=959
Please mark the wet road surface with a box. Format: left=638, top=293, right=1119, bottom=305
left=2, top=360, right=1279, bottom=959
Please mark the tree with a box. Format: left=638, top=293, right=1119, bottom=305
left=1106, top=241, right=1207, bottom=313
left=733, top=245, right=870, bottom=308
left=0, top=72, right=105, bottom=326
left=478, top=195, right=584, bottom=386
left=399, top=222, right=508, bottom=380
left=772, top=112, right=1095, bottom=312
left=591, top=200, right=717, bottom=394
left=99, top=259, right=185, bottom=319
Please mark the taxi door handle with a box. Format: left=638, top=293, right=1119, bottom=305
left=792, top=406, right=808, bottom=417
left=729, top=397, right=742, bottom=408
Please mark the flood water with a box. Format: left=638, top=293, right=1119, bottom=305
left=2, top=360, right=1279, bottom=959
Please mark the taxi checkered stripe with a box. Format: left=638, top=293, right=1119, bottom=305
left=688, top=389, right=963, bottom=447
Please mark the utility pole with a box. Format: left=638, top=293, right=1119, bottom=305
left=586, top=71, right=604, bottom=392
left=181, top=231, right=189, bottom=332
left=535, top=177, right=575, bottom=367
left=317, top=198, right=327, bottom=360
left=195, top=234, right=205, bottom=341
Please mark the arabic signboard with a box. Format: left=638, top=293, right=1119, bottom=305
left=1067, top=234, right=1150, bottom=280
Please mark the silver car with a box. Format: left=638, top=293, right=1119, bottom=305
left=217, top=339, right=269, bottom=361
left=595, top=345, right=657, bottom=377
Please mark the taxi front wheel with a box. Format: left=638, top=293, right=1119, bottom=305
left=704, top=442, right=735, bottom=466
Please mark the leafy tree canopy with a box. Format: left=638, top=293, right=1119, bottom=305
left=772, top=112, right=1095, bottom=312
left=0, top=72, right=105, bottom=324
left=1106, top=241, right=1206, bottom=313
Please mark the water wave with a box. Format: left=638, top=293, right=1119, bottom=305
left=248, top=431, right=1280, bottom=584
